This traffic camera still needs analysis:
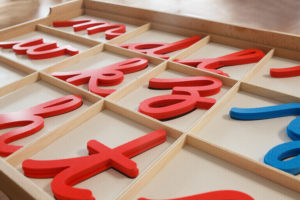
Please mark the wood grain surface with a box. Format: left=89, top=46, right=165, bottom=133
left=1, top=0, right=300, bottom=35
left=97, top=0, right=300, bottom=35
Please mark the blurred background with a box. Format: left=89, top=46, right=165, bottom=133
left=1, top=0, right=300, bottom=35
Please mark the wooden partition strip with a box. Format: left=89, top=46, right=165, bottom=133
left=240, top=81, right=300, bottom=103
left=0, top=55, right=36, bottom=74
left=104, top=43, right=164, bottom=65
left=45, top=9, right=84, bottom=26
left=85, top=8, right=149, bottom=26
left=117, top=134, right=186, bottom=200
left=150, top=22, right=207, bottom=38
left=108, top=23, right=151, bottom=45
left=0, top=1, right=83, bottom=40
left=172, top=35, right=211, bottom=60
left=242, top=48, right=274, bottom=82
left=188, top=81, right=240, bottom=135
left=42, top=44, right=104, bottom=74
left=40, top=72, right=102, bottom=103
left=167, top=61, right=238, bottom=87
left=107, top=61, right=167, bottom=102
left=104, top=100, right=183, bottom=139
left=0, top=159, right=53, bottom=200
left=186, top=135, right=300, bottom=193
left=0, top=72, right=39, bottom=98
left=6, top=100, right=104, bottom=166
left=210, top=34, right=273, bottom=53
left=37, top=24, right=100, bottom=47
left=168, top=35, right=210, bottom=60
left=273, top=47, right=300, bottom=61
left=0, top=20, right=42, bottom=41
left=49, top=0, right=83, bottom=17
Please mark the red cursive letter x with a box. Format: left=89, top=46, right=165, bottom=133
left=22, top=129, right=166, bottom=200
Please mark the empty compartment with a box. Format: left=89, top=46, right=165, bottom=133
left=0, top=61, right=27, bottom=88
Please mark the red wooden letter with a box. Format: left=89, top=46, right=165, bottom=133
left=119, top=36, right=201, bottom=59
left=174, top=49, right=265, bottom=76
left=53, top=20, right=92, bottom=27
left=270, top=65, right=300, bottom=78
left=73, top=21, right=109, bottom=32
left=52, top=57, right=148, bottom=97
left=138, top=190, right=254, bottom=200
left=53, top=19, right=126, bottom=39
left=0, top=38, right=79, bottom=59
left=22, top=130, right=166, bottom=200
left=87, top=24, right=126, bottom=39
left=139, top=76, right=222, bottom=120
left=0, top=95, right=82, bottom=157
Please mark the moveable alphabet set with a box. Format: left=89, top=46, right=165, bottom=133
left=0, top=1, right=300, bottom=200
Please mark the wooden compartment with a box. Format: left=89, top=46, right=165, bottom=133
left=0, top=73, right=92, bottom=159
left=115, top=22, right=206, bottom=59
left=48, top=8, right=146, bottom=43
left=173, top=35, right=272, bottom=80
left=188, top=82, right=300, bottom=191
left=0, top=158, right=43, bottom=200
left=193, top=86, right=294, bottom=163
left=13, top=101, right=177, bottom=200
left=0, top=60, right=28, bottom=88
left=116, top=62, right=235, bottom=132
left=248, top=49, right=300, bottom=97
left=0, top=29, right=92, bottom=70
left=43, top=44, right=164, bottom=97
left=1, top=0, right=300, bottom=199
left=134, top=137, right=300, bottom=200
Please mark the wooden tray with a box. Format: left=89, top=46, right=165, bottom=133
left=1, top=0, right=300, bottom=199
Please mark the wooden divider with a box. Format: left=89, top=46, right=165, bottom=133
left=1, top=0, right=300, bottom=199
